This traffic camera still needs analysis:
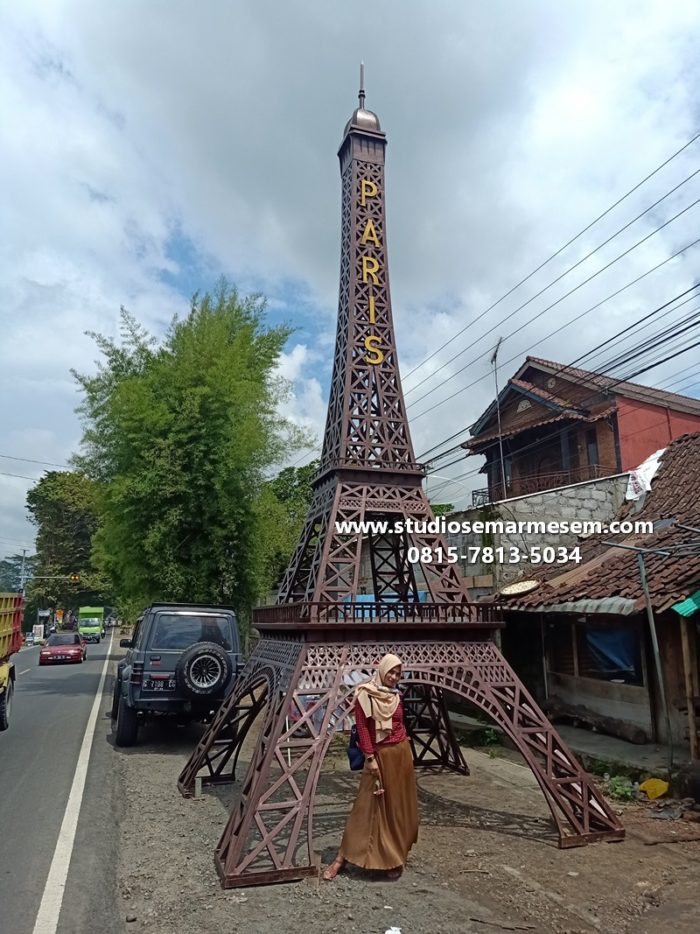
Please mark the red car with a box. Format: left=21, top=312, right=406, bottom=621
left=39, top=633, right=87, bottom=665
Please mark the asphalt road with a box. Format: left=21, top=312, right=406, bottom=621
left=0, top=635, right=121, bottom=934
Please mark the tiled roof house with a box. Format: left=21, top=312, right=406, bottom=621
left=514, top=432, right=700, bottom=614
left=498, top=432, right=700, bottom=754
left=464, top=356, right=700, bottom=504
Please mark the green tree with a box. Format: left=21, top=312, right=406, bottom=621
left=0, top=553, right=37, bottom=591
left=431, top=503, right=455, bottom=517
left=25, top=471, right=107, bottom=609
left=73, top=282, right=307, bottom=620
left=256, top=460, right=318, bottom=596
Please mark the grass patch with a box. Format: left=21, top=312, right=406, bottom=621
left=470, top=727, right=502, bottom=748
left=605, top=775, right=636, bottom=801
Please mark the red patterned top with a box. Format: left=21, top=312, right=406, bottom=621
left=355, top=693, right=407, bottom=755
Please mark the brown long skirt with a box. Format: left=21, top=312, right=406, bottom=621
left=339, top=740, right=419, bottom=871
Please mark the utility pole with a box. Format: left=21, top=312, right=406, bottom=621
left=602, top=540, right=674, bottom=772
left=637, top=552, right=674, bottom=773
left=490, top=337, right=508, bottom=500
left=19, top=548, right=28, bottom=595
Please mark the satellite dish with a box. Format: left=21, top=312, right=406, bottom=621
left=499, top=579, right=540, bottom=597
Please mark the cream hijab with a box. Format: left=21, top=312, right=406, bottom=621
left=354, top=654, right=402, bottom=742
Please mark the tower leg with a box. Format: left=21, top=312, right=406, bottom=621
left=403, top=683, right=469, bottom=775
left=214, top=644, right=356, bottom=887
left=178, top=640, right=304, bottom=797
left=182, top=638, right=623, bottom=888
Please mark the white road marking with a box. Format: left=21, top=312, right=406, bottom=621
left=19, top=668, right=32, bottom=675
left=32, top=631, right=114, bottom=934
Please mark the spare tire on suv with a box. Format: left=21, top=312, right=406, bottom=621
left=175, top=641, right=232, bottom=699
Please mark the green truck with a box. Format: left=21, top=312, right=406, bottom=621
left=78, top=606, right=105, bottom=644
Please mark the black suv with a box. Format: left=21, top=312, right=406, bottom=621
left=112, top=603, right=242, bottom=747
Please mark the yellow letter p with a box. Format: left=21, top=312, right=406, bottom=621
left=360, top=179, right=379, bottom=205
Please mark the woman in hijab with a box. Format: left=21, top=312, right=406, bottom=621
left=323, top=653, right=419, bottom=881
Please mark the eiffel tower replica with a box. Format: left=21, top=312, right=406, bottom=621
left=178, top=73, right=624, bottom=887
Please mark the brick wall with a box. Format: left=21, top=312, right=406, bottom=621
left=616, top=397, right=700, bottom=470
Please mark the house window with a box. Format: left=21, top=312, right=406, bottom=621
left=547, top=620, right=644, bottom=686
left=504, top=455, right=512, bottom=489
left=547, top=623, right=575, bottom=675
left=586, top=429, right=599, bottom=466
left=576, top=624, right=643, bottom=686
left=566, top=430, right=579, bottom=470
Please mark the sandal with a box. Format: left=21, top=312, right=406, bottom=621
left=322, top=857, right=344, bottom=881
left=386, top=867, right=402, bottom=880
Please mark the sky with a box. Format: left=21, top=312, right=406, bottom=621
left=2, top=0, right=700, bottom=560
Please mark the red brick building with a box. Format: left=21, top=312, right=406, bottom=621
left=464, top=356, right=700, bottom=504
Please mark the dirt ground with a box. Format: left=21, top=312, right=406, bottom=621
left=113, top=714, right=700, bottom=934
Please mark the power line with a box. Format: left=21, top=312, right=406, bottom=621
left=410, top=234, right=700, bottom=421
left=416, top=283, right=700, bottom=463
left=401, top=129, right=700, bottom=387
left=304, top=279, right=700, bottom=475
left=0, top=453, right=71, bottom=470
left=425, top=320, right=700, bottom=492
left=656, top=359, right=700, bottom=388
left=287, top=443, right=322, bottom=469
left=404, top=174, right=700, bottom=398
left=285, top=137, right=700, bottom=470
left=0, top=471, right=41, bottom=482
left=668, top=367, right=700, bottom=393
left=568, top=286, right=700, bottom=372
left=406, top=203, right=700, bottom=413
left=426, top=344, right=700, bottom=499
left=592, top=308, right=700, bottom=375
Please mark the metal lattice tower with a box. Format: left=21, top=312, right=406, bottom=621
left=178, top=74, right=624, bottom=888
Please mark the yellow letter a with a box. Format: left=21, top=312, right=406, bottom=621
left=361, top=219, right=380, bottom=246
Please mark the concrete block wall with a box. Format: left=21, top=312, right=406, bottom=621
left=446, top=473, right=629, bottom=596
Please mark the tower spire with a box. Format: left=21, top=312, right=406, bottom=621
left=279, top=82, right=471, bottom=607
left=359, top=61, right=365, bottom=109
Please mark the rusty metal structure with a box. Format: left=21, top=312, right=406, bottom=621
left=178, top=73, right=624, bottom=888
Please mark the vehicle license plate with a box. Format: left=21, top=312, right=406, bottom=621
left=144, top=678, right=176, bottom=691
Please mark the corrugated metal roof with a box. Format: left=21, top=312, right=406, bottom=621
left=672, top=589, right=700, bottom=618
left=516, top=596, right=638, bottom=616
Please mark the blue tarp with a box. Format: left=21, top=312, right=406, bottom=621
left=343, top=591, right=429, bottom=602
left=341, top=592, right=429, bottom=619
left=584, top=626, right=640, bottom=680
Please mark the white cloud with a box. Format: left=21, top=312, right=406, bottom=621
left=2, top=0, right=700, bottom=552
